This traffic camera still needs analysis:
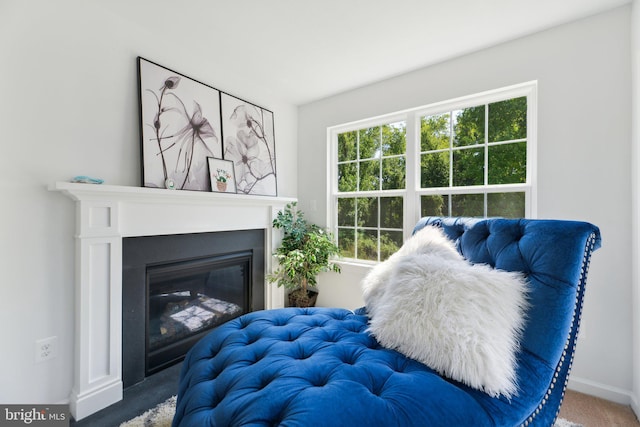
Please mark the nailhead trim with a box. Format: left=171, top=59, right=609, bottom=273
left=519, top=233, right=597, bottom=427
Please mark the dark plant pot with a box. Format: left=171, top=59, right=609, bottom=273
left=288, top=289, right=318, bottom=308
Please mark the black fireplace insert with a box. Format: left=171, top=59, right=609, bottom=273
left=122, top=229, right=265, bottom=388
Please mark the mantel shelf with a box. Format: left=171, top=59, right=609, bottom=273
left=49, top=181, right=296, bottom=206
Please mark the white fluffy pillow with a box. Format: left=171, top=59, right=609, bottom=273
left=362, top=226, right=528, bottom=398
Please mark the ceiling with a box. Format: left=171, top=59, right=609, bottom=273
left=96, top=0, right=630, bottom=105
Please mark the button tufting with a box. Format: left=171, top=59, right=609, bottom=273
left=393, top=360, right=408, bottom=373
left=293, top=345, right=313, bottom=359
left=238, top=318, right=250, bottom=329
left=310, top=376, right=329, bottom=387
left=246, top=335, right=260, bottom=345
left=341, top=353, right=358, bottom=365
left=325, top=334, right=338, bottom=343
left=258, top=377, right=272, bottom=390
left=369, top=384, right=385, bottom=397
left=365, top=339, right=380, bottom=349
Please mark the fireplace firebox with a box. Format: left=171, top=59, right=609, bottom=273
left=146, top=252, right=251, bottom=375
left=122, top=229, right=265, bottom=388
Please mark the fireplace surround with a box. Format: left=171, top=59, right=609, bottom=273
left=51, top=182, right=294, bottom=420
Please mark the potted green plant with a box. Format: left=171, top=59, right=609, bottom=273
left=268, top=202, right=341, bottom=307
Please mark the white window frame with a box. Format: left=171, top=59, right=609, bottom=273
left=327, top=81, right=537, bottom=264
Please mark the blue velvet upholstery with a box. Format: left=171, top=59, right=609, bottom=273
left=174, top=218, right=601, bottom=427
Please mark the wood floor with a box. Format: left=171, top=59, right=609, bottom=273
left=559, top=389, right=639, bottom=427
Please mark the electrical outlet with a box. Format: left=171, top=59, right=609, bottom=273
left=35, top=336, right=57, bottom=363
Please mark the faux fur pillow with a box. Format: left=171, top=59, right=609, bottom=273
left=362, top=226, right=529, bottom=398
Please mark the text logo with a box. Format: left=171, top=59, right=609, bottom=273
left=1, top=405, right=68, bottom=426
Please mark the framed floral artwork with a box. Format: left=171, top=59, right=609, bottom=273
left=221, top=93, right=277, bottom=196
left=208, top=157, right=237, bottom=193
left=138, top=57, right=223, bottom=191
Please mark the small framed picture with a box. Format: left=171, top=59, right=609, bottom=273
left=208, top=158, right=237, bottom=193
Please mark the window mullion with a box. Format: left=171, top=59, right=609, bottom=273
left=448, top=112, right=453, bottom=215
left=356, top=130, right=361, bottom=192
left=377, top=121, right=382, bottom=262
left=378, top=126, right=383, bottom=192
left=405, top=114, right=418, bottom=240
left=484, top=103, right=489, bottom=187
left=377, top=197, right=381, bottom=262
left=484, top=103, right=489, bottom=217
left=355, top=130, right=360, bottom=259
left=354, top=198, right=359, bottom=260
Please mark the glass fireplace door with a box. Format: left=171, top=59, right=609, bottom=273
left=146, top=252, right=251, bottom=374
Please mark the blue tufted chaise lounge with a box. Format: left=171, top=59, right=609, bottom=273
left=173, top=217, right=601, bottom=427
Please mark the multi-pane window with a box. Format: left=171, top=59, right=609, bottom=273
left=336, top=124, right=406, bottom=261
left=330, top=82, right=536, bottom=263
left=420, top=97, right=528, bottom=218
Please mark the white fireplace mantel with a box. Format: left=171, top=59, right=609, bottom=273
left=50, top=182, right=295, bottom=420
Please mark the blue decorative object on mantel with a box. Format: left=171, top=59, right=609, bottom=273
left=71, top=176, right=104, bottom=184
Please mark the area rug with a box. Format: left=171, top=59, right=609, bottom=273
left=119, top=395, right=583, bottom=427
left=120, top=395, right=175, bottom=427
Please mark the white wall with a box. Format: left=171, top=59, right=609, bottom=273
left=0, top=0, right=297, bottom=404
left=298, top=6, right=634, bottom=403
left=631, top=0, right=640, bottom=416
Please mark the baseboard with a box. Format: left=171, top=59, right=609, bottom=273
left=70, top=379, right=123, bottom=421
left=567, top=376, right=634, bottom=406
left=631, top=393, right=640, bottom=421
